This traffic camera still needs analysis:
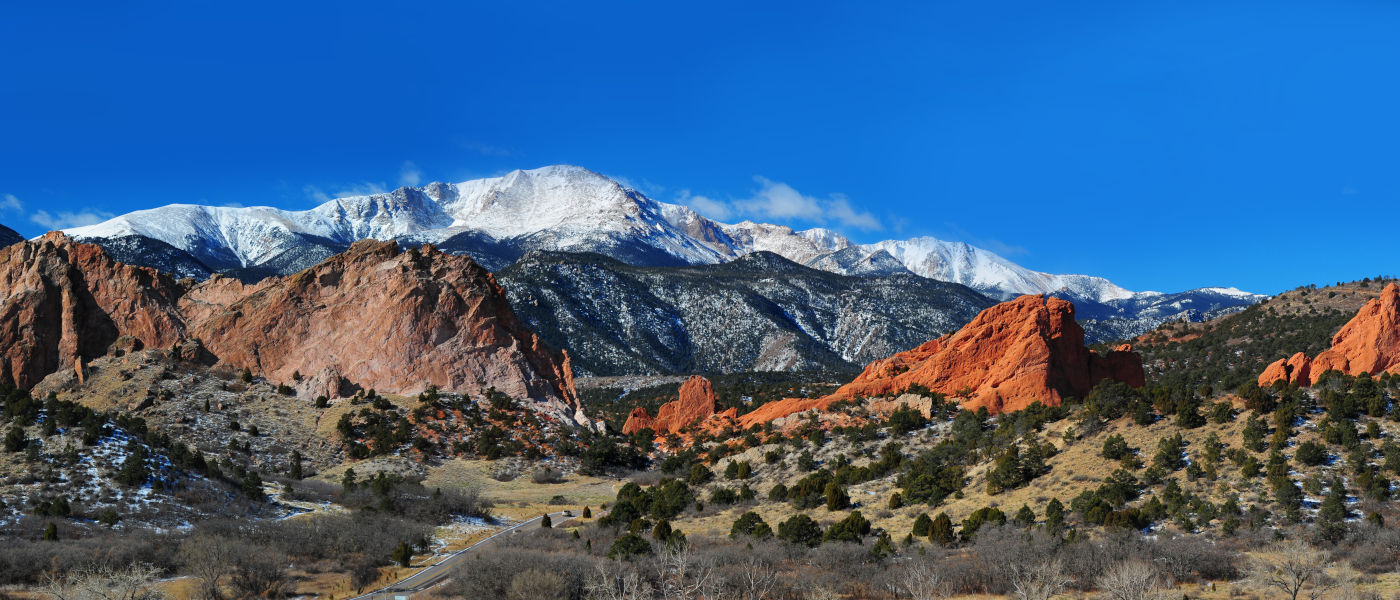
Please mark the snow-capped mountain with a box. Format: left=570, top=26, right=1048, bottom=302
left=63, top=165, right=1201, bottom=299
left=60, top=164, right=1264, bottom=343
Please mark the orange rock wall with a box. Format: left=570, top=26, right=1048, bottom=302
left=1259, top=283, right=1400, bottom=386
left=739, top=295, right=1144, bottom=427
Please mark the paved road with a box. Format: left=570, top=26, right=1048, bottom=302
left=346, top=510, right=583, bottom=600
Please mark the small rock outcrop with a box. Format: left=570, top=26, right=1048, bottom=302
left=622, top=375, right=735, bottom=435
left=739, top=295, right=1145, bottom=427
left=1259, top=282, right=1400, bottom=386
left=0, top=233, right=188, bottom=388
left=1258, top=352, right=1313, bottom=387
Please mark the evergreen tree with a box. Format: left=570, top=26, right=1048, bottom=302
left=777, top=514, right=823, bottom=547
left=1014, top=504, right=1036, bottom=527
left=824, top=482, right=850, bottom=511
left=289, top=450, right=304, bottom=480
left=1045, top=498, right=1066, bottom=531
left=390, top=542, right=412, bottom=567
left=1317, top=477, right=1349, bottom=542
left=4, top=425, right=27, bottom=452
left=912, top=513, right=933, bottom=537
left=930, top=512, right=955, bottom=546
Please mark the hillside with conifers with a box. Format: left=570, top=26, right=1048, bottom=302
left=1136, top=276, right=1397, bottom=393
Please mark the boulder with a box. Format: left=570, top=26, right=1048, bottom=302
left=1258, top=352, right=1313, bottom=387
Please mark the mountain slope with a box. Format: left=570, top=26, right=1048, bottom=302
left=0, top=224, right=22, bottom=247
left=495, top=251, right=995, bottom=376
left=60, top=164, right=1262, bottom=332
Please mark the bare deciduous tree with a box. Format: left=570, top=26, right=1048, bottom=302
left=227, top=547, right=290, bottom=600
left=180, top=535, right=236, bottom=600
left=1096, top=561, right=1168, bottom=600
left=1330, top=561, right=1362, bottom=600
left=657, top=545, right=722, bottom=600
left=735, top=556, right=778, bottom=600
left=898, top=560, right=952, bottom=600
left=584, top=561, right=653, bottom=600
left=507, top=568, right=571, bottom=600
left=1011, top=558, right=1070, bottom=600
left=1247, top=539, right=1335, bottom=600
left=42, top=563, right=165, bottom=600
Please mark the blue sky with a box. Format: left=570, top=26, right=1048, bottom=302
left=2, top=1, right=1397, bottom=294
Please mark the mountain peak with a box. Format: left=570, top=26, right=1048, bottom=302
left=59, top=164, right=1257, bottom=312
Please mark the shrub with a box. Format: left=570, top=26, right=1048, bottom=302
left=607, top=534, right=652, bottom=560
left=730, top=511, right=773, bottom=539
left=777, top=514, right=823, bottom=547
left=1101, top=434, right=1132, bottom=460
left=1295, top=441, right=1328, bottom=466
left=532, top=466, right=564, bottom=484
left=823, top=511, right=871, bottom=543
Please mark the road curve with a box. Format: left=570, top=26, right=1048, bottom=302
left=346, top=510, right=580, bottom=600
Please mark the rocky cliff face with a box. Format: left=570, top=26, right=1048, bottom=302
left=1, top=234, right=586, bottom=425
left=621, top=375, right=736, bottom=435
left=179, top=240, right=584, bottom=423
left=0, top=233, right=188, bottom=388
left=1259, top=282, right=1400, bottom=386
left=738, top=295, right=1145, bottom=427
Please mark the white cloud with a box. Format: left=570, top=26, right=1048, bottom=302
left=304, top=182, right=388, bottom=204
left=825, top=194, right=882, bottom=231
left=1, top=194, right=21, bottom=213
left=738, top=177, right=823, bottom=220
left=303, top=185, right=332, bottom=204
left=685, top=176, right=883, bottom=231
left=31, top=209, right=115, bottom=230
left=677, top=189, right=733, bottom=221
left=399, top=161, right=423, bottom=187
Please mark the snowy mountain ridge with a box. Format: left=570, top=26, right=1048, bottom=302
left=63, top=164, right=1257, bottom=305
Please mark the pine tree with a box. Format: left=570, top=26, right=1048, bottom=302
left=909, top=513, right=932, bottom=537
left=930, top=512, right=955, bottom=546
left=824, top=482, right=850, bottom=511
left=1045, top=498, right=1065, bottom=531
left=390, top=542, right=412, bottom=567
left=289, top=450, right=304, bottom=480
left=1317, top=477, right=1349, bottom=542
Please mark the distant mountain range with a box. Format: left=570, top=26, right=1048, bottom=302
left=19, top=164, right=1263, bottom=373
left=496, top=250, right=994, bottom=376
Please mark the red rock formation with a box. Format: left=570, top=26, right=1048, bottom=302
left=739, top=295, right=1144, bottom=427
left=180, top=240, right=584, bottom=423
left=1312, top=283, right=1400, bottom=379
left=0, top=233, right=187, bottom=388
left=623, top=375, right=723, bottom=435
left=0, top=235, right=587, bottom=425
left=1258, top=352, right=1313, bottom=387
left=1259, top=283, right=1400, bottom=386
